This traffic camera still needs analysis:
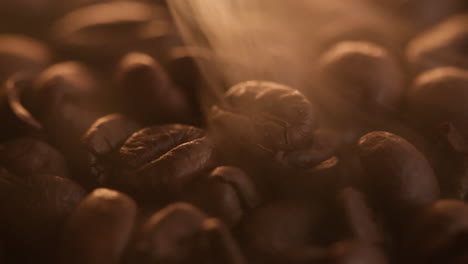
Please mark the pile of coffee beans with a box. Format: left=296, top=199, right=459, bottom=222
left=2, top=0, right=468, bottom=263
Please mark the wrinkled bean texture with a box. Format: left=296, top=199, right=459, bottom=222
left=210, top=81, right=318, bottom=153
left=110, top=124, right=215, bottom=202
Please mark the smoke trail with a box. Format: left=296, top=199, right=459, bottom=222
left=168, top=0, right=408, bottom=99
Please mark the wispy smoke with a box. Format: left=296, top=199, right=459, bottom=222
left=167, top=0, right=409, bottom=99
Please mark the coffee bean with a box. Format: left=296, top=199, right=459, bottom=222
left=0, top=137, right=69, bottom=178
left=182, top=166, right=260, bottom=226
left=278, top=156, right=348, bottom=202
left=52, top=2, right=178, bottom=63
left=58, top=188, right=137, bottom=264
left=319, top=41, right=404, bottom=112
left=435, top=123, right=468, bottom=200
left=202, top=218, right=247, bottom=264
left=28, top=61, right=105, bottom=172
left=0, top=34, right=51, bottom=83
left=336, top=188, right=384, bottom=245
left=276, top=128, right=339, bottom=168
left=407, top=67, right=468, bottom=199
left=0, top=74, right=43, bottom=140
left=408, top=67, right=468, bottom=137
left=209, top=166, right=261, bottom=210
left=31, top=61, right=103, bottom=116
left=30, top=60, right=103, bottom=133
left=130, top=215, right=242, bottom=264
left=407, top=15, right=468, bottom=73
left=111, top=124, right=214, bottom=202
left=318, top=19, right=403, bottom=60
left=368, top=0, right=465, bottom=32
left=128, top=202, right=209, bottom=264
left=358, top=131, right=440, bottom=231
left=81, top=114, right=142, bottom=187
left=405, top=200, right=468, bottom=263
left=0, top=170, right=86, bottom=262
left=82, top=114, right=141, bottom=156
left=210, top=81, right=318, bottom=162
left=240, top=201, right=342, bottom=263
left=166, top=46, right=209, bottom=100
left=116, top=52, right=194, bottom=124
left=327, top=240, right=389, bottom=264
left=166, top=46, right=226, bottom=118
left=1, top=2, right=468, bottom=263
left=315, top=41, right=413, bottom=147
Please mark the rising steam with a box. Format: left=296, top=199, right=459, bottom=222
left=167, top=0, right=409, bottom=98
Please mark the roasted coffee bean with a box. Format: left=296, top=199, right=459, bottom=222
left=0, top=74, right=43, bottom=140
left=0, top=170, right=86, bottom=262
left=116, top=52, right=194, bottom=124
left=31, top=61, right=102, bottom=116
left=358, top=131, right=440, bottom=231
left=210, top=81, right=318, bottom=166
left=128, top=202, right=209, bottom=264
left=240, top=201, right=342, bottom=263
left=111, top=124, right=214, bottom=202
left=0, top=34, right=51, bottom=82
left=318, top=15, right=405, bottom=59
left=433, top=123, right=468, bottom=200
left=261, top=129, right=342, bottom=191
left=28, top=61, right=104, bottom=169
left=182, top=166, right=260, bottom=226
left=52, top=2, right=178, bottom=63
left=206, top=166, right=260, bottom=209
left=407, top=67, right=468, bottom=199
left=275, top=128, right=339, bottom=168
left=437, top=123, right=468, bottom=155
left=405, top=200, right=468, bottom=263
left=30, top=60, right=103, bottom=139
left=327, top=240, right=389, bottom=264
left=407, top=15, right=468, bottom=73
left=408, top=67, right=468, bottom=137
left=367, top=0, right=465, bottom=32
left=166, top=46, right=226, bottom=117
left=277, top=156, right=347, bottom=202
left=211, top=80, right=318, bottom=151
left=276, top=134, right=362, bottom=202
left=81, top=114, right=142, bottom=187
left=58, top=188, right=137, bottom=264
left=319, top=41, right=404, bottom=112
left=336, top=188, right=384, bottom=245
left=203, top=218, right=247, bottom=264
left=166, top=46, right=209, bottom=100
left=4, top=2, right=468, bottom=263
left=0, top=137, right=69, bottom=178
